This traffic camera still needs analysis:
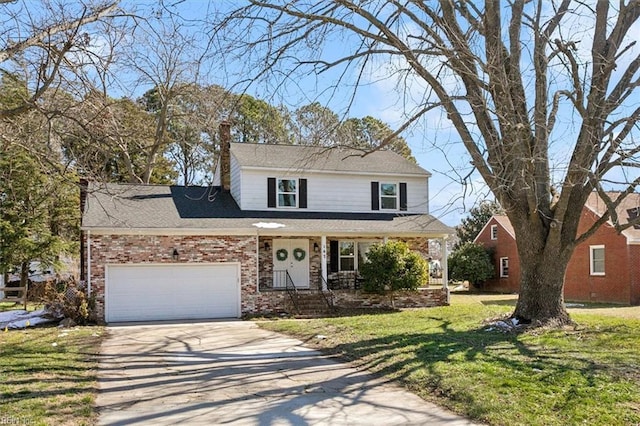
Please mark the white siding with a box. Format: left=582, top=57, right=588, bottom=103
left=238, top=168, right=429, bottom=213
left=230, top=154, right=242, bottom=206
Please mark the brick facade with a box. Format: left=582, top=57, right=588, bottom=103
left=564, top=209, right=636, bottom=304
left=476, top=211, right=640, bottom=305
left=88, top=234, right=258, bottom=322
left=332, top=288, right=448, bottom=309
left=88, top=233, right=444, bottom=322
left=475, top=218, right=521, bottom=293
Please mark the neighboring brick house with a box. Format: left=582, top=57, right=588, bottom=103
left=473, top=215, right=520, bottom=293
left=81, top=124, right=454, bottom=323
left=474, top=193, right=640, bottom=305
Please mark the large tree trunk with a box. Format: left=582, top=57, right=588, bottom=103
left=513, top=242, right=572, bottom=326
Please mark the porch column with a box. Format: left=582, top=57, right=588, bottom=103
left=321, top=235, right=328, bottom=291
left=440, top=236, right=448, bottom=289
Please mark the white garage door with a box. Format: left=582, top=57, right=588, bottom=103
left=106, top=263, right=240, bottom=323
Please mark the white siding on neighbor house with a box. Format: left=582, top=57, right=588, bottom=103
left=238, top=168, right=429, bottom=213
left=230, top=154, right=242, bottom=206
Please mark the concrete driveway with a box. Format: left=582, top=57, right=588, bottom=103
left=96, top=321, right=475, bottom=425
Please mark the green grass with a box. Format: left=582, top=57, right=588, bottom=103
left=0, top=326, right=104, bottom=425
left=0, top=302, right=42, bottom=312
left=258, top=295, right=640, bottom=425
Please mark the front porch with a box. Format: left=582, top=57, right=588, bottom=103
left=256, top=235, right=449, bottom=293
left=259, top=269, right=364, bottom=292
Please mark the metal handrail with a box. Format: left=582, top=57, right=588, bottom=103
left=283, top=270, right=300, bottom=313
left=318, top=275, right=334, bottom=312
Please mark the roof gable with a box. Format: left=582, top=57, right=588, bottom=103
left=474, top=215, right=515, bottom=243
left=493, top=215, right=516, bottom=239
left=585, top=192, right=640, bottom=242
left=474, top=192, right=640, bottom=245
left=230, top=143, right=430, bottom=176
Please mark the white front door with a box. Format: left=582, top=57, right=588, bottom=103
left=273, top=239, right=309, bottom=288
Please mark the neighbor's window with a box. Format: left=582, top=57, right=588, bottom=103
left=500, top=257, right=509, bottom=277
left=277, top=179, right=297, bottom=207
left=491, top=225, right=498, bottom=240
left=590, top=245, right=605, bottom=275
left=339, top=241, right=355, bottom=271
left=380, top=183, right=398, bottom=210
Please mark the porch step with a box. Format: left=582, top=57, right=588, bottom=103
left=288, top=292, right=333, bottom=316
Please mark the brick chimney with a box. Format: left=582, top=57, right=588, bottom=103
left=219, top=121, right=231, bottom=191
left=79, top=178, right=89, bottom=215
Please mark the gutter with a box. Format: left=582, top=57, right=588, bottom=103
left=80, top=226, right=452, bottom=239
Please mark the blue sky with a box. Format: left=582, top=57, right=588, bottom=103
left=112, top=0, right=640, bottom=227
left=146, top=0, right=485, bottom=226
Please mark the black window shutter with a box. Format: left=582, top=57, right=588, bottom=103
left=400, top=182, right=407, bottom=211
left=267, top=178, right=276, bottom=208
left=299, top=178, right=307, bottom=208
left=330, top=240, right=339, bottom=272
left=371, top=181, right=379, bottom=210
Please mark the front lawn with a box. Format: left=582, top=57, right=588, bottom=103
left=259, top=295, right=640, bottom=425
left=0, top=326, right=104, bottom=425
left=0, top=302, right=42, bottom=313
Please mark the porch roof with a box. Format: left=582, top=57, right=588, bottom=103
left=82, top=183, right=453, bottom=237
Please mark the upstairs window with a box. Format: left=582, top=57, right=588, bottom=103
left=371, top=182, right=406, bottom=211
left=500, top=257, right=509, bottom=277
left=590, top=245, right=605, bottom=276
left=491, top=225, right=498, bottom=240
left=278, top=179, right=297, bottom=208
left=268, top=178, right=307, bottom=209
left=380, top=183, right=398, bottom=210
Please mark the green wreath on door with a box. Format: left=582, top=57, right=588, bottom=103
left=276, top=248, right=288, bottom=261
left=293, top=248, right=306, bottom=261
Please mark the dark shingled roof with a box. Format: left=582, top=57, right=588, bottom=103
left=82, top=183, right=453, bottom=237
left=230, top=143, right=431, bottom=176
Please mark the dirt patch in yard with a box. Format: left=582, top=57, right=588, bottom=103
left=450, top=292, right=640, bottom=320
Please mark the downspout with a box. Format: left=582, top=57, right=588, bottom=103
left=87, top=230, right=92, bottom=297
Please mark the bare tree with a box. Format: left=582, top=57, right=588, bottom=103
left=216, top=1, right=640, bottom=325
left=58, top=91, right=177, bottom=184
left=0, top=0, right=119, bottom=119
left=117, top=2, right=210, bottom=183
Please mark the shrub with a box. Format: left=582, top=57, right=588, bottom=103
left=448, top=242, right=494, bottom=287
left=42, top=279, right=91, bottom=324
left=360, top=241, right=428, bottom=294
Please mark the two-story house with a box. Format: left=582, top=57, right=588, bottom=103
left=81, top=123, right=454, bottom=322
